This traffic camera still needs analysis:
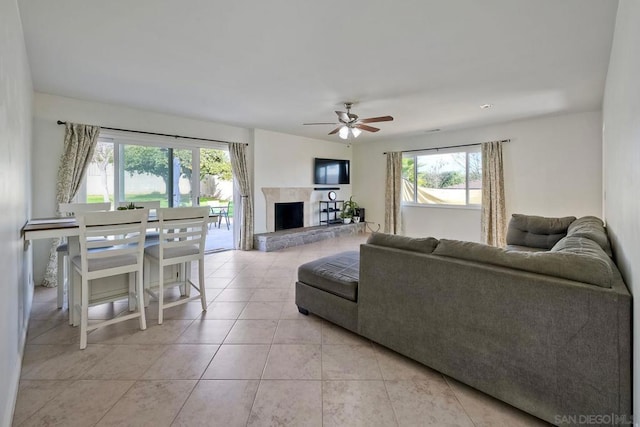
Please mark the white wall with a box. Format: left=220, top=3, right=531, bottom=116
left=602, top=0, right=639, bottom=417
left=32, top=92, right=251, bottom=284
left=353, top=111, right=603, bottom=241
left=253, top=129, right=352, bottom=233
left=0, top=0, right=33, bottom=424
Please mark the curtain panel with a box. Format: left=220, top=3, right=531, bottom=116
left=229, top=142, right=254, bottom=250
left=384, top=152, right=402, bottom=234
left=42, top=122, right=101, bottom=287
left=481, top=140, right=506, bottom=246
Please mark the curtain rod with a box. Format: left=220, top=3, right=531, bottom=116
left=383, top=139, right=510, bottom=155
left=56, top=120, right=247, bottom=146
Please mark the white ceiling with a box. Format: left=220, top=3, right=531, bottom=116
left=18, top=0, right=618, bottom=142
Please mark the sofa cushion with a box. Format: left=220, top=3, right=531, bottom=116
left=566, top=216, right=613, bottom=257
left=297, top=251, right=360, bottom=301
left=506, top=214, right=576, bottom=249
left=366, top=233, right=439, bottom=254
left=433, top=239, right=613, bottom=288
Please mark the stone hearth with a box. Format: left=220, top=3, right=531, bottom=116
left=253, top=223, right=364, bottom=252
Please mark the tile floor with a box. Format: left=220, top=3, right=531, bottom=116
left=14, top=233, right=549, bottom=426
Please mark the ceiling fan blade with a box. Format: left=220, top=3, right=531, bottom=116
left=359, top=115, right=394, bottom=123
left=354, top=124, right=380, bottom=133
left=328, top=127, right=342, bottom=135
left=303, top=122, right=339, bottom=125
left=335, top=111, right=350, bottom=123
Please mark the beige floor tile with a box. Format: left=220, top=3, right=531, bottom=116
left=262, top=344, right=321, bottom=380
left=20, top=379, right=134, bottom=427
left=32, top=286, right=58, bottom=304
left=260, top=277, right=293, bottom=288
left=21, top=344, right=114, bottom=380
left=84, top=318, right=146, bottom=345
left=373, top=344, right=442, bottom=381
left=121, top=320, right=193, bottom=344
left=12, top=380, right=69, bottom=425
left=239, top=301, right=284, bottom=319
left=322, top=345, right=382, bottom=380
left=81, top=344, right=167, bottom=379
left=144, top=301, right=207, bottom=321
left=87, top=301, right=129, bottom=320
left=273, top=319, right=322, bottom=344
left=215, top=288, right=255, bottom=302
left=227, top=276, right=264, bottom=288
left=143, top=344, right=219, bottom=379
left=322, top=322, right=371, bottom=346
left=28, top=323, right=80, bottom=345
left=446, top=377, right=549, bottom=426
left=176, top=319, right=235, bottom=344
left=249, top=288, right=290, bottom=302
left=247, top=380, right=322, bottom=427
left=204, top=301, right=247, bottom=319
left=224, top=320, right=278, bottom=344
left=323, top=380, right=398, bottom=427
left=26, top=320, right=66, bottom=342
left=29, top=302, right=68, bottom=321
left=96, top=379, right=197, bottom=426
left=204, top=277, right=233, bottom=288
left=173, top=380, right=259, bottom=426
left=386, top=379, right=474, bottom=426
left=202, top=344, right=270, bottom=379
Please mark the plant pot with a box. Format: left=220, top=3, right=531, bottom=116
left=352, top=216, right=360, bottom=223
left=343, top=218, right=352, bottom=224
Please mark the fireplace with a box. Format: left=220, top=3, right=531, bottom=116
left=275, top=202, right=304, bottom=231
left=262, top=187, right=313, bottom=232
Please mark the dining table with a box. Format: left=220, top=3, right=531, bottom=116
left=22, top=214, right=188, bottom=325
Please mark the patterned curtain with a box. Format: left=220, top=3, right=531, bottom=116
left=384, top=152, right=403, bottom=234
left=481, top=140, right=507, bottom=246
left=229, top=142, right=254, bottom=250
left=42, top=123, right=100, bottom=287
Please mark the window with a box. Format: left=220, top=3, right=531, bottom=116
left=402, top=147, right=482, bottom=207
left=80, top=135, right=232, bottom=209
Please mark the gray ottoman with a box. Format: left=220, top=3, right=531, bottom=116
left=295, top=251, right=360, bottom=333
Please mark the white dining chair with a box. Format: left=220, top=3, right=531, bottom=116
left=71, top=209, right=149, bottom=349
left=143, top=206, right=209, bottom=324
left=56, top=202, right=111, bottom=311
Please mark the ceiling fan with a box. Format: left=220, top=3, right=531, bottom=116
left=303, top=102, right=394, bottom=139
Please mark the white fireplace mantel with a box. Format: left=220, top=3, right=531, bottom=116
left=262, top=187, right=314, bottom=232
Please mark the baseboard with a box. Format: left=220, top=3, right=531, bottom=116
left=2, top=352, right=22, bottom=427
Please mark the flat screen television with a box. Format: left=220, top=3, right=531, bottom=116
left=314, top=158, right=350, bottom=185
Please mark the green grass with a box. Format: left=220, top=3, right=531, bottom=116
left=87, top=193, right=228, bottom=207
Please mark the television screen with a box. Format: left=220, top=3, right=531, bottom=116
left=314, top=158, right=350, bottom=185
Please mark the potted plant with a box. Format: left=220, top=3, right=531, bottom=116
left=341, top=196, right=359, bottom=224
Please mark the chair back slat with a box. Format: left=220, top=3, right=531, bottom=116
left=77, top=209, right=149, bottom=277
left=156, top=207, right=209, bottom=258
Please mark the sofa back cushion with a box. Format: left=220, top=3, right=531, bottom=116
left=506, top=214, right=576, bottom=249
left=366, top=233, right=439, bottom=254
left=433, top=239, right=613, bottom=288
left=566, top=216, right=613, bottom=257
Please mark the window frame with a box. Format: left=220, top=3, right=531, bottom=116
left=401, top=145, right=482, bottom=210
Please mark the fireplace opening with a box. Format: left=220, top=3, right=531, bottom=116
left=275, top=202, right=304, bottom=231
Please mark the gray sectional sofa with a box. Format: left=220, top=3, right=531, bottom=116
left=295, top=215, right=631, bottom=426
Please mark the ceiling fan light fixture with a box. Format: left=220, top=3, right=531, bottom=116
left=339, top=126, right=349, bottom=139
left=351, top=127, right=362, bottom=138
